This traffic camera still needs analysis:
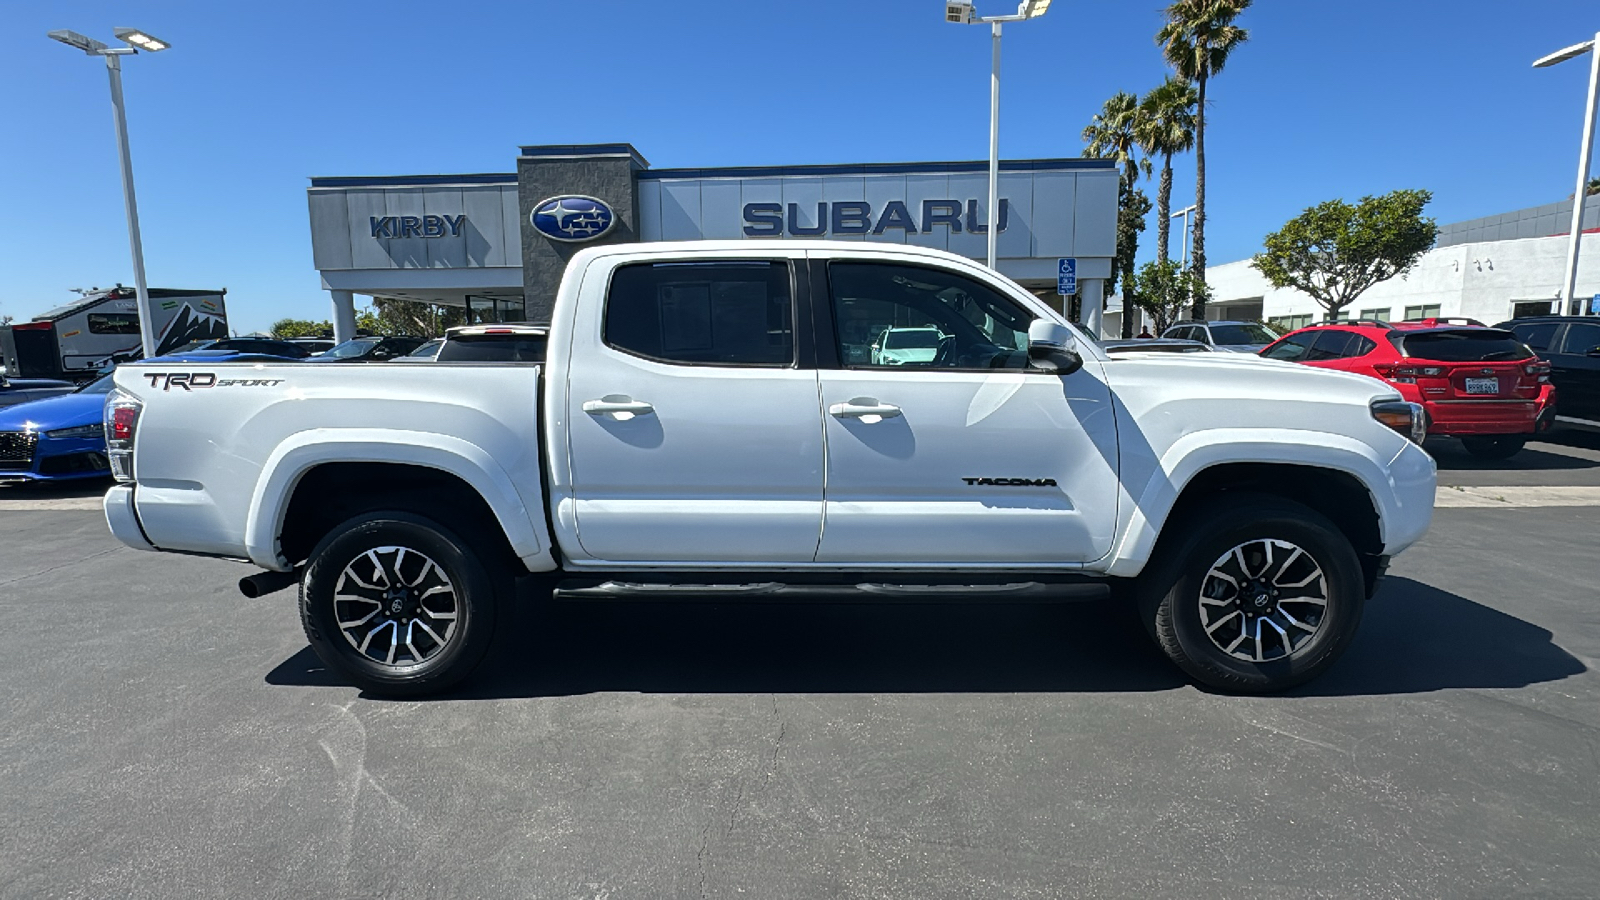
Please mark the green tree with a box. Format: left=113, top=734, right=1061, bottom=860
left=1136, top=76, right=1198, bottom=265
left=269, top=318, right=332, bottom=339
left=1133, top=258, right=1211, bottom=334
left=1111, top=184, right=1152, bottom=336
left=1083, top=92, right=1152, bottom=337
left=1250, top=189, right=1438, bottom=322
left=1158, top=0, right=1252, bottom=319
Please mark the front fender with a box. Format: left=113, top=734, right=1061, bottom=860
left=243, top=428, right=555, bottom=573
left=1102, top=428, right=1435, bottom=578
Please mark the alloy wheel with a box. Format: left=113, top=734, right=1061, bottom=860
left=1197, top=538, right=1328, bottom=663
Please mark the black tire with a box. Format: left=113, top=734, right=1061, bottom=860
left=300, top=510, right=501, bottom=697
left=1138, top=495, right=1365, bottom=693
left=1461, top=435, right=1527, bottom=460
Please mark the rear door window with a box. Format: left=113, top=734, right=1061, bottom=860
left=1558, top=323, right=1600, bottom=355
left=1400, top=330, right=1533, bottom=362
left=1305, top=330, right=1356, bottom=361
left=1262, top=332, right=1316, bottom=361
left=1511, top=322, right=1559, bottom=352
left=604, top=261, right=794, bottom=366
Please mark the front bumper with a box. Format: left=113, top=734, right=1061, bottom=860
left=103, top=484, right=155, bottom=552
left=0, top=432, right=110, bottom=483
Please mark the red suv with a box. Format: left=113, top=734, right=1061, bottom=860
left=1260, top=320, right=1556, bottom=459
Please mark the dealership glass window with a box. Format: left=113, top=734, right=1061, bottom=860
left=1559, top=323, right=1600, bottom=355
left=1510, top=300, right=1556, bottom=320
left=1403, top=304, right=1442, bottom=321
left=1359, top=308, right=1391, bottom=322
left=1269, top=314, right=1312, bottom=333
left=1331, top=309, right=1351, bottom=322
left=827, top=263, right=1033, bottom=370
left=603, top=261, right=793, bottom=366
left=87, top=313, right=140, bottom=335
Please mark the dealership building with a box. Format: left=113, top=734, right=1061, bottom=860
left=306, top=143, right=1118, bottom=340
left=1204, top=194, right=1600, bottom=331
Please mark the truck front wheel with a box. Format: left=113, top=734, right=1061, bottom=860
left=299, top=511, right=499, bottom=697
left=1142, top=496, right=1366, bottom=693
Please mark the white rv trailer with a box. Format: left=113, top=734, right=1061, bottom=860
left=1, top=287, right=228, bottom=380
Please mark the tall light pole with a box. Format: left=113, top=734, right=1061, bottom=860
left=944, top=0, right=1052, bottom=270
left=1534, top=32, right=1600, bottom=317
left=48, top=27, right=171, bottom=358
left=1170, top=203, right=1196, bottom=267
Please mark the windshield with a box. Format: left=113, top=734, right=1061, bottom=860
left=1210, top=323, right=1278, bottom=345
left=885, top=329, right=942, bottom=349
left=76, top=374, right=116, bottom=395
left=407, top=340, right=443, bottom=358
left=323, top=338, right=379, bottom=359
left=436, top=336, right=547, bottom=362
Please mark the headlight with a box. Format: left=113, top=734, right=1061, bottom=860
left=1371, top=400, right=1428, bottom=444
left=45, top=423, right=104, bottom=440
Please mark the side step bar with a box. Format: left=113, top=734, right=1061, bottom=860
left=551, top=578, right=1110, bottom=603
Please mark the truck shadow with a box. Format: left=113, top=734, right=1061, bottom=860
left=265, top=577, right=1584, bottom=699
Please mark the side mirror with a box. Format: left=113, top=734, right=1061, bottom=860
left=1027, top=320, right=1084, bottom=375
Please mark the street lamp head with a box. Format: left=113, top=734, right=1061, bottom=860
left=1534, top=40, right=1594, bottom=68
left=945, top=1, right=977, bottom=23
left=1018, top=0, right=1052, bottom=18
left=48, top=29, right=109, bottom=55
left=113, top=27, right=170, bottom=52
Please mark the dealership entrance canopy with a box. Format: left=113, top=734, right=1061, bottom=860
left=307, top=143, right=1117, bottom=339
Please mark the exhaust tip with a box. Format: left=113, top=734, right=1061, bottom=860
left=238, top=569, right=299, bottom=599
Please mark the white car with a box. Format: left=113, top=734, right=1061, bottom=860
left=102, top=240, right=1435, bottom=698
left=871, top=327, right=944, bottom=365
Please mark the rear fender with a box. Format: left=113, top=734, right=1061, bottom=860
left=243, top=428, right=555, bottom=573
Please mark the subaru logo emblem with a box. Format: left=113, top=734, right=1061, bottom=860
left=531, top=195, right=616, bottom=242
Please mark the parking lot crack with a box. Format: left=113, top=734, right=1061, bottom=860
left=5, top=547, right=121, bottom=585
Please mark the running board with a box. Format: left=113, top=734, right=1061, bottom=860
left=551, top=578, right=1110, bottom=603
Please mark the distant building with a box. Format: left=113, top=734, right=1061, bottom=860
left=1205, top=194, right=1600, bottom=330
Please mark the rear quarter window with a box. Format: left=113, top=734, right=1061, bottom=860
left=1397, top=330, right=1533, bottom=362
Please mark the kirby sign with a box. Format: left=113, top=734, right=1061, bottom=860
left=742, top=199, right=1009, bottom=238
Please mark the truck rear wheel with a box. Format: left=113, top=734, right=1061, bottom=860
left=299, top=511, right=500, bottom=697
left=1141, top=496, right=1365, bottom=693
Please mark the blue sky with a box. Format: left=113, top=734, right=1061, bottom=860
left=2, top=0, right=1598, bottom=333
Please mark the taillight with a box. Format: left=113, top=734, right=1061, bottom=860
left=1374, top=363, right=1444, bottom=384
left=1525, top=360, right=1551, bottom=382
left=103, top=389, right=142, bottom=483
left=11, top=321, right=52, bottom=331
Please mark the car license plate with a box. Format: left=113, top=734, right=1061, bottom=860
left=1465, top=377, right=1499, bottom=395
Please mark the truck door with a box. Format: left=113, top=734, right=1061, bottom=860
left=813, top=258, right=1119, bottom=565
left=561, top=254, right=825, bottom=564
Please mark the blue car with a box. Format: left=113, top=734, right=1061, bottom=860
left=158, top=337, right=312, bottom=364
left=0, top=373, right=115, bottom=483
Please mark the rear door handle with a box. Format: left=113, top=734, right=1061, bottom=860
left=828, top=400, right=903, bottom=421
left=583, top=398, right=655, bottom=418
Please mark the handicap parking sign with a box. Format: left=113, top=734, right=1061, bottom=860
left=1057, top=258, right=1077, bottom=296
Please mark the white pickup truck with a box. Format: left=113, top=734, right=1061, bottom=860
left=102, top=241, right=1436, bottom=696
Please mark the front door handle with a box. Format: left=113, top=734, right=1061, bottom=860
left=829, top=399, right=903, bottom=422
left=583, top=397, right=655, bottom=419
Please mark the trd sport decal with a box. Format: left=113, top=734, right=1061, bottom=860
left=962, top=477, right=1059, bottom=487
left=143, top=373, right=285, bottom=391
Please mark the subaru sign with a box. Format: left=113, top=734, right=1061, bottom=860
left=742, top=199, right=1009, bottom=237
left=531, top=196, right=617, bottom=242
left=1057, top=258, right=1077, bottom=296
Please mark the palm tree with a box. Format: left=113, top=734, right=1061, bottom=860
left=1157, top=0, right=1251, bottom=318
left=1136, top=76, right=1198, bottom=266
left=1081, top=91, right=1150, bottom=190
left=1082, top=92, right=1152, bottom=337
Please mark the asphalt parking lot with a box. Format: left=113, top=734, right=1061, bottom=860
left=2, top=436, right=1598, bottom=899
